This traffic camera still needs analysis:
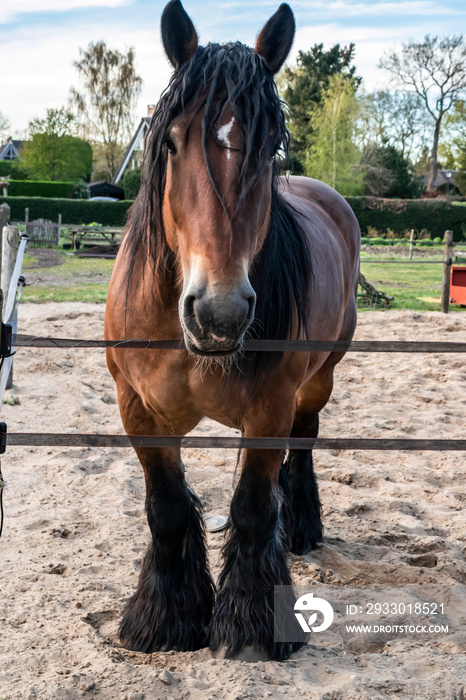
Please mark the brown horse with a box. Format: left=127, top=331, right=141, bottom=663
left=105, top=0, right=359, bottom=661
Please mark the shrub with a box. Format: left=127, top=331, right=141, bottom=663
left=345, top=197, right=466, bottom=242
left=122, top=168, right=141, bottom=199
left=3, top=196, right=132, bottom=226
left=0, top=161, right=31, bottom=179
left=73, top=180, right=90, bottom=199
left=6, top=180, right=74, bottom=198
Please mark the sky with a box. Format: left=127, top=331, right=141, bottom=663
left=1, top=0, right=465, bottom=137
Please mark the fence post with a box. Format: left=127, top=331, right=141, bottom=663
left=408, top=228, right=415, bottom=260
left=441, top=230, right=453, bottom=314
left=0, top=203, right=10, bottom=272
left=1, top=224, right=19, bottom=306
left=1, top=224, right=19, bottom=389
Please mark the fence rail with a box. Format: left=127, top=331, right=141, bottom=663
left=8, top=334, right=466, bottom=353
left=0, top=214, right=465, bottom=541
left=2, top=432, right=466, bottom=452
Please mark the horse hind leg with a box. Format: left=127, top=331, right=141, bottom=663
left=281, top=412, right=322, bottom=554
left=281, top=359, right=341, bottom=555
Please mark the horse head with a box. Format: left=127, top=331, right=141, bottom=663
left=153, top=0, right=295, bottom=355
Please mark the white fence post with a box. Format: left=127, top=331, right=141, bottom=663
left=1, top=224, right=19, bottom=389
left=0, top=203, right=10, bottom=269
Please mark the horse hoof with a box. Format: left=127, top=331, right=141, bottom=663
left=212, top=645, right=269, bottom=662
left=210, top=639, right=306, bottom=662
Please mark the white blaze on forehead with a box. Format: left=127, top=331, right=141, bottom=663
left=216, top=116, right=235, bottom=160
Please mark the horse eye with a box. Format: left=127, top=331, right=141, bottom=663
left=165, top=138, right=177, bottom=155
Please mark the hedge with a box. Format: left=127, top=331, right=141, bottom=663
left=2, top=195, right=466, bottom=241
left=2, top=196, right=132, bottom=226
left=6, top=180, right=75, bottom=198
left=345, top=197, right=466, bottom=242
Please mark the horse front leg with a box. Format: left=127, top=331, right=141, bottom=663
left=209, top=413, right=305, bottom=661
left=117, top=384, right=214, bottom=652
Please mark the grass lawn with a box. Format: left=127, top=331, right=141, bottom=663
left=21, top=249, right=114, bottom=303
left=359, top=249, right=466, bottom=312
left=17, top=245, right=466, bottom=312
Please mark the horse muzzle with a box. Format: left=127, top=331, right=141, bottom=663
left=181, top=285, right=256, bottom=355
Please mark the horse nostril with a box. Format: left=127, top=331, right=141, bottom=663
left=246, top=293, right=256, bottom=320
left=183, top=294, right=195, bottom=320
left=183, top=293, right=203, bottom=331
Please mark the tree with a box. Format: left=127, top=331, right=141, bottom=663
left=379, top=36, right=466, bottom=190
left=0, top=111, right=10, bottom=142
left=29, top=108, right=75, bottom=138
left=21, top=108, right=93, bottom=181
left=445, top=100, right=466, bottom=193
left=360, top=144, right=422, bottom=198
left=279, top=44, right=361, bottom=172
left=358, top=91, right=429, bottom=162
left=304, top=75, right=362, bottom=195
left=70, top=41, right=142, bottom=180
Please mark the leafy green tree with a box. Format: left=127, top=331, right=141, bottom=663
left=444, top=100, right=466, bottom=193
left=122, top=168, right=141, bottom=199
left=0, top=161, right=31, bottom=179
left=279, top=43, right=361, bottom=172
left=21, top=108, right=93, bottom=181
left=70, top=41, right=142, bottom=180
left=304, top=76, right=362, bottom=195
left=360, top=144, right=422, bottom=198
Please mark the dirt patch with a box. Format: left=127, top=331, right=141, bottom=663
left=75, top=244, right=120, bottom=258
left=24, top=248, right=66, bottom=269
left=1, top=305, right=466, bottom=699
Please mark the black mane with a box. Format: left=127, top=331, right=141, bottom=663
left=125, top=41, right=312, bottom=387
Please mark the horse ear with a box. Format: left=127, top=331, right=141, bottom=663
left=255, top=3, right=295, bottom=75
left=161, top=0, right=199, bottom=69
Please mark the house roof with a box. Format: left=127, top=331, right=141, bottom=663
left=113, top=117, right=150, bottom=184
left=90, top=180, right=125, bottom=199
left=0, top=137, right=23, bottom=161
left=423, top=169, right=460, bottom=188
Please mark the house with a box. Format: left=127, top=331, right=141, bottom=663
left=423, top=169, right=460, bottom=192
left=113, top=105, right=154, bottom=184
left=0, top=137, right=23, bottom=161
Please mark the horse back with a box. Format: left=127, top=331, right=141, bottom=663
left=281, top=176, right=360, bottom=337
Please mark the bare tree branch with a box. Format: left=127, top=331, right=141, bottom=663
left=70, top=41, right=142, bottom=180
left=379, top=35, right=466, bottom=190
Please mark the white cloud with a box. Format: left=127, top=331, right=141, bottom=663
left=0, top=22, right=172, bottom=133
left=290, top=0, right=460, bottom=17
left=1, top=4, right=462, bottom=136
left=290, top=21, right=450, bottom=92
left=0, top=0, right=133, bottom=24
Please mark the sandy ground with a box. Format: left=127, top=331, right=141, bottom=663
left=0, top=304, right=465, bottom=700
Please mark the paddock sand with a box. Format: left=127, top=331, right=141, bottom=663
left=1, top=304, right=465, bottom=700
